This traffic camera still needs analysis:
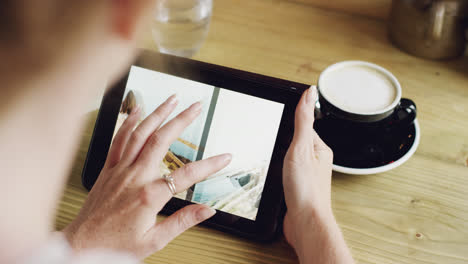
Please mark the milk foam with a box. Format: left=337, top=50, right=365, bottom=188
left=320, top=65, right=397, bottom=114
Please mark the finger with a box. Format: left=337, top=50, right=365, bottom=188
left=145, top=204, right=216, bottom=252
left=135, top=101, right=202, bottom=169
left=105, top=106, right=141, bottom=168
left=292, top=86, right=318, bottom=147
left=120, top=94, right=178, bottom=166
left=143, top=153, right=232, bottom=205
left=166, top=153, right=232, bottom=196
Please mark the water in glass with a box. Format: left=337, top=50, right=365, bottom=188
left=152, top=0, right=212, bottom=58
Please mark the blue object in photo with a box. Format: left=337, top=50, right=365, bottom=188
left=169, top=140, right=198, bottom=162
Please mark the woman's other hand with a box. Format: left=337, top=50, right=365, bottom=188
left=282, top=87, right=354, bottom=263
left=282, top=86, right=334, bottom=245
left=63, top=95, right=231, bottom=259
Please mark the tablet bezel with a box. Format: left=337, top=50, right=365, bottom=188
left=82, top=50, right=309, bottom=241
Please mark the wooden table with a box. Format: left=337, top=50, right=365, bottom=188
left=55, top=0, right=468, bottom=263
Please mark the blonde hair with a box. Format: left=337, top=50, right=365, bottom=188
left=0, top=0, right=106, bottom=77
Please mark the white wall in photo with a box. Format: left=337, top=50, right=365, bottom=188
left=202, top=89, right=284, bottom=176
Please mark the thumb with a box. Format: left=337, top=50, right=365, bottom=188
left=145, top=204, right=216, bottom=252
left=292, top=86, right=318, bottom=146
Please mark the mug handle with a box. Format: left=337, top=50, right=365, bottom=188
left=389, top=98, right=417, bottom=127
left=313, top=85, right=325, bottom=120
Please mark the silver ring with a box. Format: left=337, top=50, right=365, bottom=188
left=163, top=174, right=177, bottom=195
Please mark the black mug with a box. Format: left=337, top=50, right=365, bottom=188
left=313, top=61, right=418, bottom=171
left=314, top=61, right=417, bottom=129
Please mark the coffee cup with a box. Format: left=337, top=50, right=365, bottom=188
left=315, top=61, right=416, bottom=128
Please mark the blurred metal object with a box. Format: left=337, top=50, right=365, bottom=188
left=388, top=0, right=468, bottom=59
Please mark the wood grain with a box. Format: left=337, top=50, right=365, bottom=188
left=287, top=0, right=391, bottom=20
left=57, top=0, right=468, bottom=263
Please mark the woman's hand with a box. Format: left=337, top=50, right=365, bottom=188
left=283, top=86, right=334, bottom=243
left=63, top=95, right=231, bottom=259
left=282, top=87, right=354, bottom=263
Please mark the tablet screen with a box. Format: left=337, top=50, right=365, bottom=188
left=113, top=66, right=285, bottom=220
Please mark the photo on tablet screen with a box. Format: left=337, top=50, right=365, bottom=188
left=112, top=66, right=284, bottom=220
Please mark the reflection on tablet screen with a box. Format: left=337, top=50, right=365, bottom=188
left=112, top=66, right=285, bottom=220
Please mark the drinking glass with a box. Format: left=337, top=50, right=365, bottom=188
left=152, top=0, right=213, bottom=58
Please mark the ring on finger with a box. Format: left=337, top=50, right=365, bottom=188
left=163, top=174, right=177, bottom=195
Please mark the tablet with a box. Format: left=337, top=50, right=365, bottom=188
left=82, top=50, right=308, bottom=241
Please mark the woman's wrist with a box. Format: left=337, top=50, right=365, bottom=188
left=287, top=204, right=337, bottom=252
left=290, top=206, right=355, bottom=264
left=296, top=203, right=335, bottom=229
left=297, top=210, right=354, bottom=264
left=62, top=222, right=82, bottom=251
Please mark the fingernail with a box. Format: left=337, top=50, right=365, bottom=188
left=167, top=94, right=178, bottom=105
left=191, top=101, right=202, bottom=112
left=197, top=206, right=216, bottom=221
left=306, top=86, right=318, bottom=105
left=220, top=153, right=232, bottom=163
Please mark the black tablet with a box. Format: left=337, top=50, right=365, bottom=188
left=82, top=50, right=308, bottom=241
